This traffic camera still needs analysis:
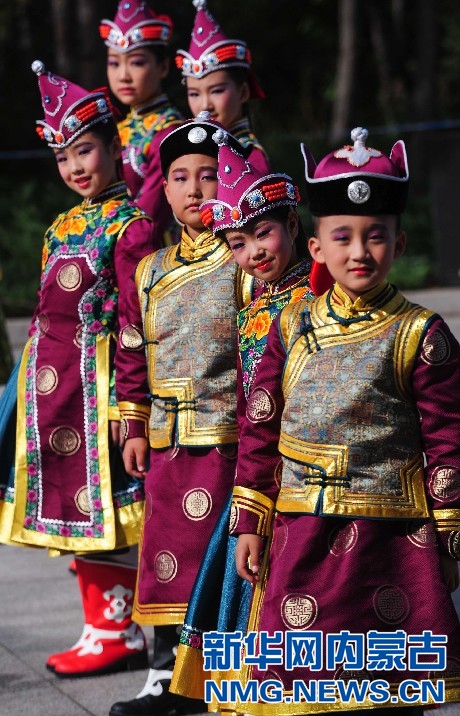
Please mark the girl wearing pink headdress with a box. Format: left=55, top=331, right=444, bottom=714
left=100, top=0, right=183, bottom=248
left=176, top=0, right=270, bottom=174
left=0, top=61, right=155, bottom=678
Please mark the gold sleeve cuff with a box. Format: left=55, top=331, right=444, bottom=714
left=432, top=508, right=460, bottom=532
left=231, top=486, right=275, bottom=537
left=108, top=405, right=120, bottom=421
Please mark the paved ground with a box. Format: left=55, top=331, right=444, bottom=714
left=1, top=288, right=460, bottom=716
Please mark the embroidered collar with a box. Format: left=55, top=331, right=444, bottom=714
left=131, top=93, right=170, bottom=118
left=84, top=181, right=128, bottom=207
left=328, top=281, right=396, bottom=324
left=178, top=228, right=222, bottom=262
left=229, top=117, right=251, bottom=137
left=259, top=259, right=312, bottom=298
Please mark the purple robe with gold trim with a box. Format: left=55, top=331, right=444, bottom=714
left=220, top=282, right=460, bottom=715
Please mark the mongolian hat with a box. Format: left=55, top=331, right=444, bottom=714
left=175, top=0, right=264, bottom=99
left=200, top=131, right=299, bottom=233
left=302, top=127, right=409, bottom=216
left=100, top=0, right=173, bottom=52
left=32, top=60, right=114, bottom=149
left=159, top=111, right=249, bottom=176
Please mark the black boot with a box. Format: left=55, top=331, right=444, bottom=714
left=109, top=680, right=206, bottom=715
left=109, top=626, right=206, bottom=716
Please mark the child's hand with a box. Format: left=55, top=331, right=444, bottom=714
left=236, top=534, right=264, bottom=585
left=110, top=420, right=120, bottom=447
left=440, top=554, right=460, bottom=592
left=123, top=437, right=148, bottom=479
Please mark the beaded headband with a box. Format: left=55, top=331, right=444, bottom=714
left=33, top=61, right=114, bottom=149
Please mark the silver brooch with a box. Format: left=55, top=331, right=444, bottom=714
left=188, top=126, right=207, bottom=144
left=224, top=164, right=232, bottom=174
left=347, top=180, right=371, bottom=204
left=286, top=183, right=296, bottom=200
left=246, top=189, right=265, bottom=208
left=64, top=115, right=82, bottom=133
left=212, top=204, right=225, bottom=221
left=96, top=99, right=108, bottom=114
left=235, top=45, right=246, bottom=60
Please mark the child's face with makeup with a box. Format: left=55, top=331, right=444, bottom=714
left=54, top=132, right=120, bottom=198
left=186, top=70, right=250, bottom=128
left=107, top=48, right=168, bottom=107
left=163, top=154, right=218, bottom=239
left=308, top=214, right=406, bottom=301
left=225, top=211, right=298, bottom=282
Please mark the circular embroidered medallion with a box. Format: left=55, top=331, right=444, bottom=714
left=373, top=585, right=410, bottom=625
left=407, top=522, right=437, bottom=548
left=246, top=387, right=276, bottom=423
left=448, top=531, right=460, bottom=559
left=281, top=593, right=318, bottom=630
left=37, top=313, right=50, bottom=336
left=328, top=522, right=358, bottom=556
left=155, top=550, right=177, bottom=582
left=421, top=329, right=450, bottom=365
left=229, top=502, right=239, bottom=534
left=120, top=324, right=144, bottom=350
left=49, top=426, right=81, bottom=456
left=274, top=460, right=283, bottom=488
left=430, top=656, right=460, bottom=679
left=334, top=666, right=374, bottom=683
left=216, top=444, right=238, bottom=459
left=75, top=485, right=91, bottom=515
left=56, top=262, right=83, bottom=291
left=74, top=323, right=83, bottom=348
left=182, top=488, right=212, bottom=521
left=347, top=180, right=371, bottom=204
left=36, top=365, right=58, bottom=395
left=429, top=466, right=460, bottom=502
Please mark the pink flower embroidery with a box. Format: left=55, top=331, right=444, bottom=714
left=88, top=396, right=97, bottom=408
left=27, top=440, right=36, bottom=451
left=36, top=523, right=47, bottom=533
left=27, top=464, right=37, bottom=476
left=24, top=516, right=33, bottom=527
left=89, top=321, right=103, bottom=334
left=86, top=346, right=96, bottom=358
left=83, top=302, right=93, bottom=313
left=59, top=525, right=71, bottom=536
left=27, top=490, right=37, bottom=502
left=87, top=370, right=96, bottom=382
left=84, top=527, right=94, bottom=537
left=93, top=499, right=102, bottom=510
left=90, top=473, right=100, bottom=485
left=103, top=299, right=115, bottom=313
left=26, top=415, right=34, bottom=427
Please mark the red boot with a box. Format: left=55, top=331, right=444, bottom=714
left=49, top=558, right=148, bottom=678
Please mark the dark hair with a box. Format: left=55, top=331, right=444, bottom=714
left=218, top=205, right=308, bottom=258
left=144, top=44, right=169, bottom=64
left=222, top=67, right=250, bottom=119
left=87, top=118, right=119, bottom=148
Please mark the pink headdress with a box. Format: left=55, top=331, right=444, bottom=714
left=200, top=130, right=299, bottom=232
left=302, top=127, right=409, bottom=216
left=32, top=60, right=114, bottom=148
left=100, top=0, right=172, bottom=52
left=176, top=0, right=264, bottom=99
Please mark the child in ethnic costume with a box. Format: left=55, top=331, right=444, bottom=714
left=220, top=128, right=460, bottom=716
left=101, top=0, right=183, bottom=247
left=170, top=133, right=332, bottom=701
left=176, top=0, right=270, bottom=173
left=0, top=61, right=154, bottom=678
left=111, top=114, right=254, bottom=716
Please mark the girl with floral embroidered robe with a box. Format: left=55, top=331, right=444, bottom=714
left=176, top=0, right=270, bottom=174
left=222, top=130, right=460, bottom=716
left=170, top=133, right=332, bottom=700
left=101, top=0, right=183, bottom=248
left=0, top=62, right=155, bottom=679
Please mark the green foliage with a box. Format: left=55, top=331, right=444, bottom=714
left=0, top=172, right=74, bottom=316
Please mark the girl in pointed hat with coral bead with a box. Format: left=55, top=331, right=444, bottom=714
left=0, top=60, right=155, bottom=679
left=176, top=0, right=270, bottom=174
left=101, top=0, right=184, bottom=248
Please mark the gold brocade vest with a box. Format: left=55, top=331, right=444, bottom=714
left=135, top=231, right=253, bottom=448
left=277, top=284, right=435, bottom=519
